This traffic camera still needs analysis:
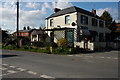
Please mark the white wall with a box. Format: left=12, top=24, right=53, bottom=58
left=46, top=12, right=77, bottom=36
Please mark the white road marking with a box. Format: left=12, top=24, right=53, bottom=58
left=99, top=57, right=105, bottom=58
left=75, top=55, right=82, bottom=57
left=7, top=70, right=17, bottom=74
left=107, top=57, right=111, bottom=59
left=1, top=71, right=21, bottom=76
left=17, top=68, right=26, bottom=71
left=9, top=66, right=16, bottom=68
left=0, top=67, right=7, bottom=70
left=40, top=74, right=55, bottom=79
left=68, top=55, right=73, bottom=56
left=27, top=71, right=37, bottom=75
left=2, top=64, right=8, bottom=66
left=68, top=54, right=118, bottom=60
left=113, top=58, right=118, bottom=59
left=84, top=56, right=93, bottom=58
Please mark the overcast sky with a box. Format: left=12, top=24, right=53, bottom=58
left=0, top=0, right=119, bottom=33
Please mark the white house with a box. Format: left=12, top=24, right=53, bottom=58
left=45, top=6, right=111, bottom=51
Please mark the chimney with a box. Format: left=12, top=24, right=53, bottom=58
left=27, top=26, right=30, bottom=30
left=54, top=8, right=61, bottom=13
left=23, top=27, right=26, bottom=30
left=92, top=9, right=96, bottom=14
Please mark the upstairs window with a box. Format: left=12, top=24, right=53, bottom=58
left=81, top=15, right=88, bottom=25
left=99, top=20, right=104, bottom=27
left=65, top=15, right=70, bottom=24
left=50, top=19, right=53, bottom=26
left=92, top=18, right=98, bottom=26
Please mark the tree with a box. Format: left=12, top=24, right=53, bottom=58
left=109, top=20, right=117, bottom=32
left=2, top=30, right=10, bottom=44
left=100, top=11, right=116, bottom=31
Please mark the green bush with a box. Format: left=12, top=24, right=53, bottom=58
left=57, top=38, right=67, bottom=48
left=32, top=42, right=44, bottom=47
left=20, top=46, right=31, bottom=50
left=3, top=45, right=17, bottom=49
left=52, top=47, right=78, bottom=54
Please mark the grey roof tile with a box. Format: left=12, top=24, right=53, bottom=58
left=46, top=6, right=101, bottom=19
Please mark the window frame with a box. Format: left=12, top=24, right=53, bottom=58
left=65, top=15, right=70, bottom=25
left=50, top=19, right=54, bottom=27
left=99, top=33, right=104, bottom=42
left=92, top=18, right=98, bottom=26
left=99, top=20, right=104, bottom=28
left=81, top=15, right=88, bottom=25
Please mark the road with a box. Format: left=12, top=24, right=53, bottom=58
left=1, top=49, right=118, bottom=79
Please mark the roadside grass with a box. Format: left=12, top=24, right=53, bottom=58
left=2, top=45, right=83, bottom=54
left=0, top=44, right=2, bottom=49
left=2, top=45, right=49, bottom=54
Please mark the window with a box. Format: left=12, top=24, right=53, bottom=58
left=66, top=31, right=74, bottom=43
left=89, top=31, right=97, bottom=42
left=99, top=20, right=104, bottom=27
left=81, top=15, right=88, bottom=25
left=92, top=18, right=98, bottom=26
left=50, top=19, right=53, bottom=26
left=105, top=33, right=111, bottom=42
left=81, top=26, right=88, bottom=30
left=65, top=15, right=70, bottom=24
left=99, top=33, right=104, bottom=42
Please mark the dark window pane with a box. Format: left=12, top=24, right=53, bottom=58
left=92, top=18, right=98, bottom=26
left=99, top=20, right=104, bottom=27
left=65, top=15, right=70, bottom=24
left=81, top=15, right=88, bottom=25
left=50, top=19, right=53, bottom=26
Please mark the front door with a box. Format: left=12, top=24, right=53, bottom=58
left=66, top=30, right=74, bottom=46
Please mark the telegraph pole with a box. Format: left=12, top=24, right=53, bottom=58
left=118, top=1, right=120, bottom=23
left=16, top=0, right=19, bottom=48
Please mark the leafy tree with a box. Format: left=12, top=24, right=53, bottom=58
left=109, top=20, right=117, bottom=32
left=100, top=11, right=116, bottom=32
left=2, top=30, right=10, bottom=44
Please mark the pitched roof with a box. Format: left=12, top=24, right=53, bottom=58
left=116, top=23, right=120, bottom=27
left=46, top=6, right=101, bottom=19
left=31, top=29, right=44, bottom=35
left=19, top=30, right=31, bottom=33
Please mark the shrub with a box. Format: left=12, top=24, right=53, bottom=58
left=52, top=47, right=78, bottom=54
left=32, top=42, right=45, bottom=47
left=57, top=38, right=67, bottom=48
left=68, top=48, right=77, bottom=54
left=3, top=45, right=17, bottom=49
left=20, top=37, right=31, bottom=46
left=20, top=45, right=32, bottom=50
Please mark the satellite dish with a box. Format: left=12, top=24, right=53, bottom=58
left=71, top=22, right=76, bottom=26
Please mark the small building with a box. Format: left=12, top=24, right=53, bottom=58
left=12, top=26, right=33, bottom=37
left=115, top=23, right=120, bottom=32
left=31, top=28, right=48, bottom=42
left=45, top=6, right=112, bottom=51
